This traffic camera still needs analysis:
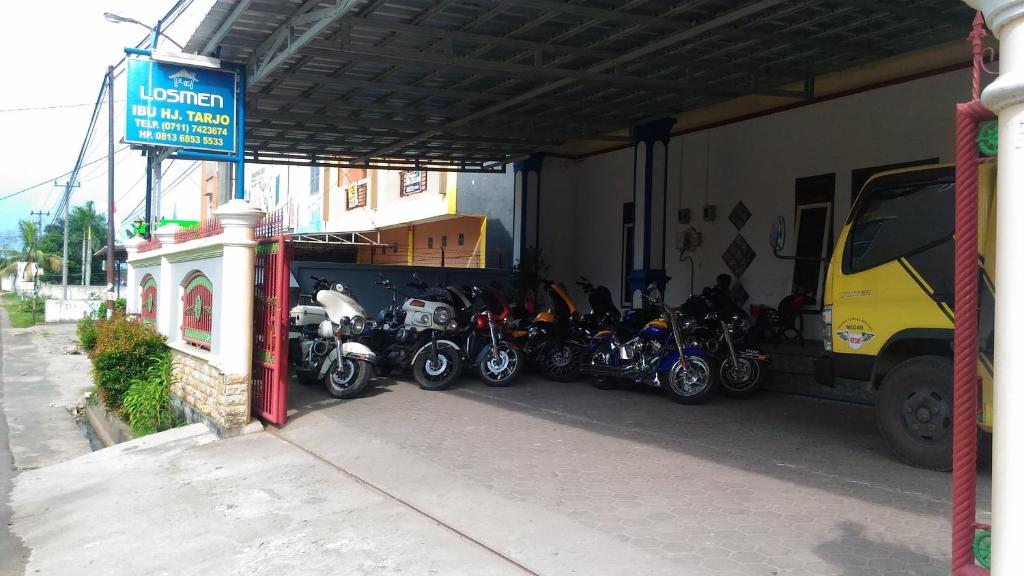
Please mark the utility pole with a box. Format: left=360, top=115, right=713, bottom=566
left=28, top=210, right=50, bottom=323
left=80, top=234, right=86, bottom=286
left=85, top=226, right=93, bottom=287
left=105, top=65, right=115, bottom=317
left=53, top=180, right=80, bottom=299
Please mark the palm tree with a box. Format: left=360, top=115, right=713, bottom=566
left=0, top=220, right=62, bottom=281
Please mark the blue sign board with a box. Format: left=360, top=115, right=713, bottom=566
left=125, top=58, right=238, bottom=154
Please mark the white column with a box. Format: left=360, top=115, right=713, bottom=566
left=123, top=237, right=144, bottom=314
left=213, top=199, right=263, bottom=377
left=153, top=224, right=181, bottom=338
left=972, top=1, right=1024, bottom=573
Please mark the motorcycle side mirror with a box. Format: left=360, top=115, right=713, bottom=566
left=770, top=216, right=786, bottom=256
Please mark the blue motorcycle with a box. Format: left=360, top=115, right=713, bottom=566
left=583, top=299, right=716, bottom=404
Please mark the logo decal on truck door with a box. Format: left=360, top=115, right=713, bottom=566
left=837, top=318, right=875, bottom=351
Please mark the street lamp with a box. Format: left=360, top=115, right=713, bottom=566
left=103, top=12, right=184, bottom=50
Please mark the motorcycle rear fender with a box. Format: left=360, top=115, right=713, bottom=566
left=317, top=342, right=378, bottom=378
left=411, top=339, right=462, bottom=367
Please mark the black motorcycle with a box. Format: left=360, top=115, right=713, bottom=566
left=682, top=288, right=770, bottom=398
left=377, top=274, right=465, bottom=390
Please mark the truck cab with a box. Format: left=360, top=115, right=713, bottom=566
left=815, top=162, right=995, bottom=470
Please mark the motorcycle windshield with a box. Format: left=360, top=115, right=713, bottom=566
left=317, top=288, right=367, bottom=323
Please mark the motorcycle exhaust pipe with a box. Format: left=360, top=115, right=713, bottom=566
left=582, top=364, right=627, bottom=377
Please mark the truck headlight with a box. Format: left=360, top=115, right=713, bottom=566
left=822, top=305, right=833, bottom=352
left=434, top=306, right=451, bottom=325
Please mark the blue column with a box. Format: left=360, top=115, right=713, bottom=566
left=626, top=118, right=675, bottom=302
left=512, top=153, right=545, bottom=263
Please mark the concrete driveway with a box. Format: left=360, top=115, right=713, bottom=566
left=279, top=372, right=991, bottom=576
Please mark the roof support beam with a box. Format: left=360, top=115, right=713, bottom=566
left=357, top=0, right=792, bottom=161
left=200, top=0, right=254, bottom=55
left=247, top=0, right=360, bottom=85
left=323, top=44, right=808, bottom=100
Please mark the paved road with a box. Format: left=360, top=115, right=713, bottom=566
left=1, top=313, right=93, bottom=576
left=280, top=373, right=992, bottom=576
left=0, top=314, right=28, bottom=576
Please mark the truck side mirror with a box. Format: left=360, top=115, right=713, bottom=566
left=770, top=216, right=786, bottom=256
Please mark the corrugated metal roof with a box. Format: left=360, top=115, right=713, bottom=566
left=185, top=0, right=974, bottom=171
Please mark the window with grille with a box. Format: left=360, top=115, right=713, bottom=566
left=400, top=170, right=427, bottom=196
left=140, top=274, right=157, bottom=326
left=181, top=271, right=213, bottom=350
left=458, top=233, right=465, bottom=246
left=346, top=182, right=367, bottom=210
left=428, top=237, right=433, bottom=249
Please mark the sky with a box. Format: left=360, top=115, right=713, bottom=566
left=0, top=0, right=215, bottom=249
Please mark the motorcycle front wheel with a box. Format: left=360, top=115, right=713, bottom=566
left=323, top=357, right=372, bottom=399
left=542, top=342, right=581, bottom=382
left=660, top=355, right=716, bottom=404
left=413, top=343, right=462, bottom=391
left=718, top=357, right=763, bottom=398
left=478, top=342, right=523, bottom=387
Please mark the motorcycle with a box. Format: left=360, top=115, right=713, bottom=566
left=462, top=285, right=524, bottom=386
left=380, top=274, right=464, bottom=391
left=522, top=280, right=591, bottom=382
left=585, top=296, right=716, bottom=404
left=312, top=281, right=378, bottom=399
left=682, top=288, right=770, bottom=398
left=288, top=276, right=333, bottom=386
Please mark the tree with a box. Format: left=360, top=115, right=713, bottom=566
left=0, top=220, right=62, bottom=280
left=38, top=201, right=107, bottom=285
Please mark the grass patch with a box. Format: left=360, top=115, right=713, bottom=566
left=2, top=292, right=45, bottom=328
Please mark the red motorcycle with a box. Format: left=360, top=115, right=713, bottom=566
left=461, top=285, right=524, bottom=386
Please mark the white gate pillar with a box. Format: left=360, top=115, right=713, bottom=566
left=213, top=199, right=264, bottom=377
left=512, top=153, right=544, bottom=264
left=971, top=1, right=1024, bottom=573
left=627, top=118, right=675, bottom=305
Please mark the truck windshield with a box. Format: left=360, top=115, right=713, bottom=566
left=846, top=171, right=954, bottom=273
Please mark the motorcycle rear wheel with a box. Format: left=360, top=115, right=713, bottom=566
left=660, top=356, right=715, bottom=404
left=718, top=357, right=763, bottom=398
left=542, top=342, right=581, bottom=382
left=323, top=357, right=371, bottom=399
left=478, top=342, right=523, bottom=387
left=413, top=343, right=462, bottom=391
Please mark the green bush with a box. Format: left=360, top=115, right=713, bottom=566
left=77, top=316, right=97, bottom=352
left=91, top=316, right=168, bottom=413
left=97, top=297, right=127, bottom=319
left=121, top=354, right=177, bottom=436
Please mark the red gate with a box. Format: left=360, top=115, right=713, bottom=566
left=253, top=211, right=290, bottom=426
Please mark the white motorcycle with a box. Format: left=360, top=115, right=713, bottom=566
left=290, top=277, right=378, bottom=399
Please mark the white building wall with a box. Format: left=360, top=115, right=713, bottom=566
left=541, top=68, right=972, bottom=322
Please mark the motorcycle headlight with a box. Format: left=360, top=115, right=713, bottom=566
left=448, top=320, right=459, bottom=331
left=434, top=306, right=451, bottom=325
left=350, top=315, right=365, bottom=335
left=527, top=325, right=543, bottom=339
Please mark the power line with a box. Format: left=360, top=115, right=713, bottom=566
left=0, top=101, right=125, bottom=113
left=0, top=146, right=129, bottom=203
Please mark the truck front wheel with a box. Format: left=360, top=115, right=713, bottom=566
left=876, top=356, right=953, bottom=471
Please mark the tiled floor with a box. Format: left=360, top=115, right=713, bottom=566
left=282, top=372, right=990, bottom=576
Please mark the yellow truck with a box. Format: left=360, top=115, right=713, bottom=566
left=807, top=162, right=995, bottom=470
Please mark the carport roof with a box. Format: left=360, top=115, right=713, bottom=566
left=185, top=0, right=975, bottom=171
